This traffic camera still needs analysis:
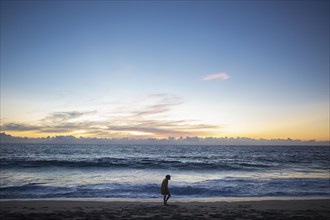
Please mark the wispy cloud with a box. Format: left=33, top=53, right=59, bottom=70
left=1, top=123, right=41, bottom=131
left=203, top=72, right=229, bottom=81
left=1, top=94, right=223, bottom=138
left=42, top=111, right=96, bottom=123
left=40, top=122, right=94, bottom=133
left=133, top=94, right=183, bottom=117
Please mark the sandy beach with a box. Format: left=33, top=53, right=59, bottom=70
left=0, top=199, right=329, bottom=220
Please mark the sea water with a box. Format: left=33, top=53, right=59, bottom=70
left=0, top=144, right=329, bottom=199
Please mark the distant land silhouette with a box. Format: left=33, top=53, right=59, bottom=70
left=0, top=132, right=328, bottom=146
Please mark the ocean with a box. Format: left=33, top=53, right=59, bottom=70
left=0, top=144, right=329, bottom=200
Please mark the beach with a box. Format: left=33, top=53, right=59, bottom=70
left=1, top=199, right=329, bottom=220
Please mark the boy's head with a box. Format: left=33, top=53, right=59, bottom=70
left=166, top=175, right=171, bottom=180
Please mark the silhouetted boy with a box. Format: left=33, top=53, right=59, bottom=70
left=161, top=175, right=171, bottom=206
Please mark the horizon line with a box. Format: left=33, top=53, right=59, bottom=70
left=1, top=132, right=329, bottom=144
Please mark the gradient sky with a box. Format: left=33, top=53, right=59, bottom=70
left=1, top=0, right=329, bottom=141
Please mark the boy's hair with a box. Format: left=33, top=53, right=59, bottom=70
left=166, top=175, right=171, bottom=179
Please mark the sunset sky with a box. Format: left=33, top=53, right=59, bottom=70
left=1, top=1, right=329, bottom=141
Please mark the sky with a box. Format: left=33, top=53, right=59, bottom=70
left=1, top=0, right=329, bottom=141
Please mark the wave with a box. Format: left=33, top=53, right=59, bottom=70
left=1, top=178, right=329, bottom=199
left=0, top=157, right=275, bottom=171
left=1, top=144, right=329, bottom=173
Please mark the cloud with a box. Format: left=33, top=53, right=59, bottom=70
left=1, top=94, right=223, bottom=138
left=107, top=124, right=195, bottom=137
left=1, top=123, right=41, bottom=131
left=40, top=122, right=94, bottom=133
left=103, top=94, right=216, bottom=136
left=133, top=100, right=183, bottom=117
left=203, top=73, right=229, bottom=81
left=43, top=111, right=84, bottom=122
left=124, top=93, right=184, bottom=117
left=106, top=118, right=222, bottom=138
left=42, top=111, right=96, bottom=123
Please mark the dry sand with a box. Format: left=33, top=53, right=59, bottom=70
left=0, top=199, right=329, bottom=219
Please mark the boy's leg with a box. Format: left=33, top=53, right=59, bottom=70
left=165, top=194, right=171, bottom=203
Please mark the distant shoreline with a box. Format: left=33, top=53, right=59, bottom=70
left=1, top=132, right=329, bottom=146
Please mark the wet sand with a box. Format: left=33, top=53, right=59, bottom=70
left=1, top=199, right=329, bottom=219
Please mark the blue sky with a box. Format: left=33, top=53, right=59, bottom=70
left=1, top=0, right=329, bottom=140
